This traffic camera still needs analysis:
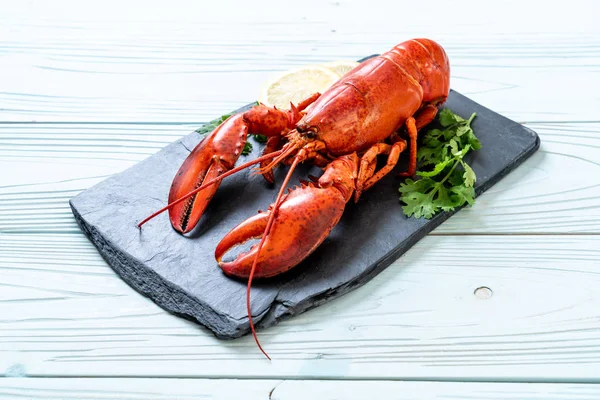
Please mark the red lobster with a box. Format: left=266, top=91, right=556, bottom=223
left=139, top=38, right=450, bottom=359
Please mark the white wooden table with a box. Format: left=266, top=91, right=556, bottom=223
left=2, top=0, right=600, bottom=398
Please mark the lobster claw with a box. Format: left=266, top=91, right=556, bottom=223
left=168, top=114, right=249, bottom=233
left=215, top=153, right=359, bottom=278
left=168, top=105, right=300, bottom=233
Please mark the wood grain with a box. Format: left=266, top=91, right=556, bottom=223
left=2, top=378, right=600, bottom=400
left=1, top=123, right=599, bottom=234
left=0, top=0, right=598, bottom=123
left=2, top=234, right=600, bottom=380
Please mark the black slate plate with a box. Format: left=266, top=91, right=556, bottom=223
left=70, top=89, right=540, bottom=339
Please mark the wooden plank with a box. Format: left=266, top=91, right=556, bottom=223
left=0, top=0, right=598, bottom=122
left=0, top=124, right=194, bottom=233
left=1, top=234, right=600, bottom=380
left=0, top=378, right=275, bottom=399
left=0, top=122, right=598, bottom=234
left=2, top=378, right=600, bottom=400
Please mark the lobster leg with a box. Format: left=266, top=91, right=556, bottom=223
left=415, top=104, right=438, bottom=130
left=398, top=105, right=438, bottom=178
left=397, top=117, right=418, bottom=179
left=310, top=153, right=331, bottom=167
left=283, top=149, right=330, bottom=167
left=354, top=139, right=407, bottom=202
left=259, top=136, right=282, bottom=184
left=296, top=92, right=321, bottom=111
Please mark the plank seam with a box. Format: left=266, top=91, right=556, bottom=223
left=3, top=375, right=600, bottom=384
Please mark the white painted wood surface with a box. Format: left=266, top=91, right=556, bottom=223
left=1, top=0, right=599, bottom=396
left=3, top=234, right=600, bottom=381
left=3, top=379, right=600, bottom=400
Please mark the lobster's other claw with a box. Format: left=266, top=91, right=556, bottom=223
left=169, top=114, right=248, bottom=233
left=215, top=185, right=346, bottom=278
left=215, top=153, right=359, bottom=279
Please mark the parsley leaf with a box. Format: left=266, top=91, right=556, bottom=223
left=450, top=184, right=475, bottom=206
left=399, top=177, right=436, bottom=195
left=242, top=141, right=253, bottom=156
left=434, top=185, right=455, bottom=212
left=417, top=145, right=445, bottom=167
left=399, top=109, right=480, bottom=219
left=253, top=134, right=268, bottom=144
left=464, top=129, right=482, bottom=150
left=401, top=191, right=437, bottom=219
left=416, top=157, right=453, bottom=178
left=462, top=161, right=476, bottom=187
left=439, top=108, right=465, bottom=127
left=399, top=178, right=437, bottom=219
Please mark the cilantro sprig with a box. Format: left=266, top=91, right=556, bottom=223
left=399, top=109, right=481, bottom=219
left=195, top=105, right=267, bottom=156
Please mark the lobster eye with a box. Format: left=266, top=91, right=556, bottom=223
left=297, top=124, right=317, bottom=139
left=296, top=124, right=307, bottom=133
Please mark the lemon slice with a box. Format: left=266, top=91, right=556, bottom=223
left=321, top=60, right=360, bottom=78
left=258, top=65, right=339, bottom=110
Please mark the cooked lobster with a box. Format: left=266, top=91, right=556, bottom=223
left=139, top=38, right=450, bottom=358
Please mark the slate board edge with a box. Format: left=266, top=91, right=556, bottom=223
left=69, top=203, right=247, bottom=338
left=70, top=91, right=541, bottom=340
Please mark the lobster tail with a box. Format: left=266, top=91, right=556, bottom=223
left=386, top=38, right=450, bottom=105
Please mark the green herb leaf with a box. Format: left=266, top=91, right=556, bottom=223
left=433, top=184, right=456, bottom=212
left=416, top=157, right=453, bottom=178
left=252, top=134, right=268, bottom=144
left=462, top=161, right=476, bottom=187
left=400, top=108, right=481, bottom=218
left=453, top=144, right=472, bottom=159
left=399, top=177, right=436, bottom=195
left=439, top=108, right=462, bottom=127
left=242, top=141, right=253, bottom=156
left=417, top=145, right=445, bottom=166
left=422, top=128, right=445, bottom=146
left=456, top=125, right=470, bottom=137
left=450, top=184, right=475, bottom=206
left=448, top=167, right=465, bottom=186
left=449, top=138, right=459, bottom=155
left=422, top=135, right=443, bottom=148
left=400, top=190, right=437, bottom=219
left=464, top=129, right=482, bottom=150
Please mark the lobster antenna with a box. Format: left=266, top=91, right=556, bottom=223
left=246, top=152, right=304, bottom=360
left=138, top=150, right=284, bottom=228
left=257, top=138, right=301, bottom=174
